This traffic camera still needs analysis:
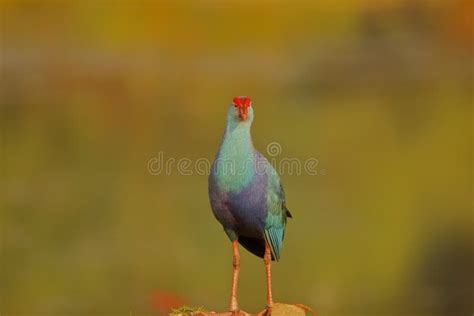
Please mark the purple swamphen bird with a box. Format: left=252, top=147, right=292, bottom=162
left=208, top=96, right=292, bottom=313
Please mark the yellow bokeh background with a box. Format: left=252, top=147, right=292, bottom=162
left=1, top=1, right=472, bottom=315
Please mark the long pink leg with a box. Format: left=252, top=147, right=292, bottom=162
left=264, top=241, right=273, bottom=311
left=230, top=240, right=240, bottom=311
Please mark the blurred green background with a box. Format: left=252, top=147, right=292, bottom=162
left=1, top=1, right=472, bottom=315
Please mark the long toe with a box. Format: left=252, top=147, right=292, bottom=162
left=256, top=307, right=272, bottom=316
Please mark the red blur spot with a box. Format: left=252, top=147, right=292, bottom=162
left=149, top=290, right=185, bottom=313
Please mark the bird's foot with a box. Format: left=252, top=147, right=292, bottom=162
left=229, top=302, right=242, bottom=315
left=229, top=302, right=239, bottom=314
left=227, top=309, right=250, bottom=316
left=256, top=306, right=272, bottom=316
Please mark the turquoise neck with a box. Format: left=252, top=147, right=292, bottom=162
left=215, top=107, right=255, bottom=192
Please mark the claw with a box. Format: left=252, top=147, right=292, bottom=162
left=255, top=306, right=272, bottom=316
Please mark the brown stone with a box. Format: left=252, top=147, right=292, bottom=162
left=169, top=303, right=313, bottom=316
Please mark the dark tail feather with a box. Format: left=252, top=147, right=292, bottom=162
left=238, top=236, right=275, bottom=261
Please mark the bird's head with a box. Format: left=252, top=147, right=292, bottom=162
left=233, top=96, right=252, bottom=121
left=228, top=96, right=253, bottom=125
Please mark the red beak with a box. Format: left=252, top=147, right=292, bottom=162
left=238, top=107, right=248, bottom=120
